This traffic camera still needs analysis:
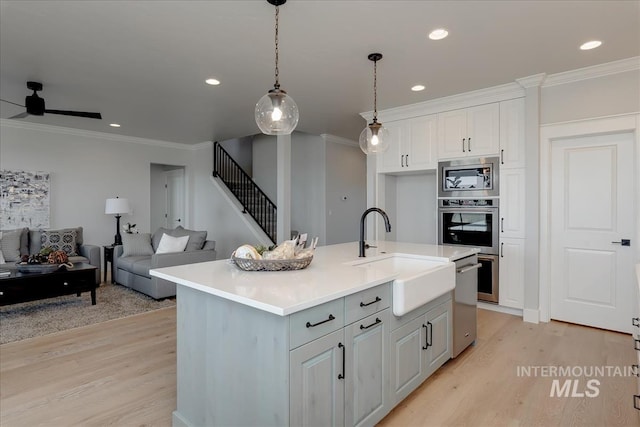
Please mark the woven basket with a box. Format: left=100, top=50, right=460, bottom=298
left=231, top=255, right=313, bottom=272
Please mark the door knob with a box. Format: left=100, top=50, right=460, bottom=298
left=611, top=239, right=630, bottom=246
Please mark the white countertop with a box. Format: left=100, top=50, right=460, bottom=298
left=150, top=241, right=479, bottom=316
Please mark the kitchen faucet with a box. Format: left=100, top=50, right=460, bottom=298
left=359, top=207, right=392, bottom=257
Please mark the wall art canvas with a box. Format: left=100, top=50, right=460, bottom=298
left=0, top=170, right=50, bottom=229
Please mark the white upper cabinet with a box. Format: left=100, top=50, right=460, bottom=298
left=437, top=103, right=500, bottom=159
left=377, top=115, right=437, bottom=173
left=500, top=168, right=525, bottom=238
left=499, top=98, right=525, bottom=169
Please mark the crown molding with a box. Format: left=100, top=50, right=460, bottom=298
left=321, top=133, right=359, bottom=148
left=0, top=118, right=202, bottom=150
left=361, top=82, right=524, bottom=123
left=543, top=56, right=640, bottom=88
left=516, top=73, right=547, bottom=89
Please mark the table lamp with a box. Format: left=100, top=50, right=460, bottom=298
left=105, top=197, right=131, bottom=246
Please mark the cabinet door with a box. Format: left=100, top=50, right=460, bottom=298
left=344, top=309, right=390, bottom=427
left=500, top=168, right=525, bottom=238
left=290, top=329, right=345, bottom=427
left=499, top=237, right=525, bottom=309
left=406, top=115, right=437, bottom=171
left=437, top=109, right=467, bottom=159
left=424, top=301, right=452, bottom=378
left=499, top=98, right=525, bottom=169
left=377, top=120, right=405, bottom=173
left=388, top=315, right=427, bottom=404
left=466, top=103, right=500, bottom=157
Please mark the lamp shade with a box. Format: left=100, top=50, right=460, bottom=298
left=105, top=198, right=131, bottom=215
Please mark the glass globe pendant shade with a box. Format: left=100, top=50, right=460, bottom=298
left=359, top=121, right=390, bottom=155
left=255, top=87, right=299, bottom=135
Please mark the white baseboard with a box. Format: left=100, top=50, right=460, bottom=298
left=477, top=301, right=523, bottom=317
left=523, top=308, right=540, bottom=324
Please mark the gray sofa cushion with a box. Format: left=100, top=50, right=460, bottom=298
left=131, top=258, right=152, bottom=278
left=152, top=226, right=207, bottom=252
left=122, top=233, right=154, bottom=257
left=0, top=228, right=26, bottom=261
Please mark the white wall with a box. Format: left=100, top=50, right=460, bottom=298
left=0, top=120, right=193, bottom=249
left=291, top=133, right=326, bottom=244
left=251, top=134, right=277, bottom=202
left=541, top=70, right=640, bottom=124
left=220, top=135, right=253, bottom=175
left=325, top=140, right=367, bottom=245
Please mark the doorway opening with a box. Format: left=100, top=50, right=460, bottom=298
left=150, top=164, right=186, bottom=232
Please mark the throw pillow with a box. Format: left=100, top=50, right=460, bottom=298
left=151, top=227, right=172, bottom=252
left=41, top=229, right=78, bottom=256
left=155, top=233, right=189, bottom=254
left=171, top=226, right=207, bottom=251
left=121, top=233, right=154, bottom=257
left=0, top=229, right=24, bottom=262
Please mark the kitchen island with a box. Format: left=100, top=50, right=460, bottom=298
left=151, top=241, right=478, bottom=427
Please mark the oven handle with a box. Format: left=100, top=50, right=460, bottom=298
left=457, top=263, right=482, bottom=274
left=439, top=208, right=497, bottom=214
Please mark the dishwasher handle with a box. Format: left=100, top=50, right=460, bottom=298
left=457, top=263, right=482, bottom=274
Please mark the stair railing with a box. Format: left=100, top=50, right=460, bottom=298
left=213, top=141, right=277, bottom=243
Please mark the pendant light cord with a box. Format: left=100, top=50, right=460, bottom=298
left=373, top=59, right=378, bottom=122
left=274, top=5, right=280, bottom=89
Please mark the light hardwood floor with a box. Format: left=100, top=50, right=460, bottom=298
left=1, top=307, right=638, bottom=426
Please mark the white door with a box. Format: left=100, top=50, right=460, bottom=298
left=165, top=169, right=185, bottom=228
left=550, top=131, right=635, bottom=333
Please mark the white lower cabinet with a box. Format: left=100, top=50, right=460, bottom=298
left=499, top=237, right=525, bottom=309
left=389, top=299, right=452, bottom=404
left=290, top=329, right=346, bottom=427
left=290, top=310, right=392, bottom=427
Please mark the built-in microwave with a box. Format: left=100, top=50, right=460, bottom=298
left=438, top=157, right=499, bottom=198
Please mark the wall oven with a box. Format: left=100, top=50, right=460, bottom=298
left=438, top=198, right=500, bottom=303
left=438, top=198, right=499, bottom=255
left=438, top=157, right=499, bottom=198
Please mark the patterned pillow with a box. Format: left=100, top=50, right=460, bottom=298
left=121, top=233, right=154, bottom=257
left=41, top=229, right=78, bottom=256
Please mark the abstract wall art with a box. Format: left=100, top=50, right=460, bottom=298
left=0, top=170, right=50, bottom=229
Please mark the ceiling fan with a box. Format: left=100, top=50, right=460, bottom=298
left=1, top=81, right=102, bottom=120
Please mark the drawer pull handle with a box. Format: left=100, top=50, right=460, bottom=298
left=635, top=339, right=640, bottom=351
left=632, top=364, right=640, bottom=377
left=360, top=296, right=381, bottom=307
left=338, top=342, right=345, bottom=380
left=360, top=318, right=381, bottom=330
left=306, top=314, right=335, bottom=328
left=633, top=317, right=640, bottom=327
left=635, top=395, right=640, bottom=411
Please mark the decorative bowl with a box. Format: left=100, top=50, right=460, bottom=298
left=230, top=256, right=313, bottom=272
left=16, top=263, right=60, bottom=273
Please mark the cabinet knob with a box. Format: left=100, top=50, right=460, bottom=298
left=0, top=291, right=3, bottom=296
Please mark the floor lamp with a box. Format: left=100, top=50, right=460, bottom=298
left=105, top=197, right=131, bottom=246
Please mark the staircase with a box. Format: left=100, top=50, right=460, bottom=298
left=213, top=141, right=277, bottom=244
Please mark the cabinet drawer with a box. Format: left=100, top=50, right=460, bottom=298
left=290, top=298, right=345, bottom=349
left=345, top=283, right=391, bottom=325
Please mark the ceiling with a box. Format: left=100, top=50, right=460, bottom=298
left=1, top=1, right=638, bottom=145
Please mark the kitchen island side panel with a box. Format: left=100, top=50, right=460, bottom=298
left=175, top=285, right=290, bottom=427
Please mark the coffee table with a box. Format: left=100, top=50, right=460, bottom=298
left=0, top=263, right=98, bottom=306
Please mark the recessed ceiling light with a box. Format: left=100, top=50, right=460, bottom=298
left=205, top=78, right=221, bottom=86
left=109, top=123, right=121, bottom=128
left=429, top=28, right=448, bottom=40
left=580, top=40, right=602, bottom=50
left=411, top=85, right=426, bottom=92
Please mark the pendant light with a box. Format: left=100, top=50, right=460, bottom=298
left=255, top=0, right=299, bottom=135
left=359, top=53, right=390, bottom=155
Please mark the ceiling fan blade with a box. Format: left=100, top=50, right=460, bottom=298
left=8, top=112, right=29, bottom=119
left=45, top=109, right=102, bottom=119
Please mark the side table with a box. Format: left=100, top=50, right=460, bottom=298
left=103, top=245, right=115, bottom=284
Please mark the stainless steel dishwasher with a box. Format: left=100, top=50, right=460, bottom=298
left=452, top=254, right=481, bottom=358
